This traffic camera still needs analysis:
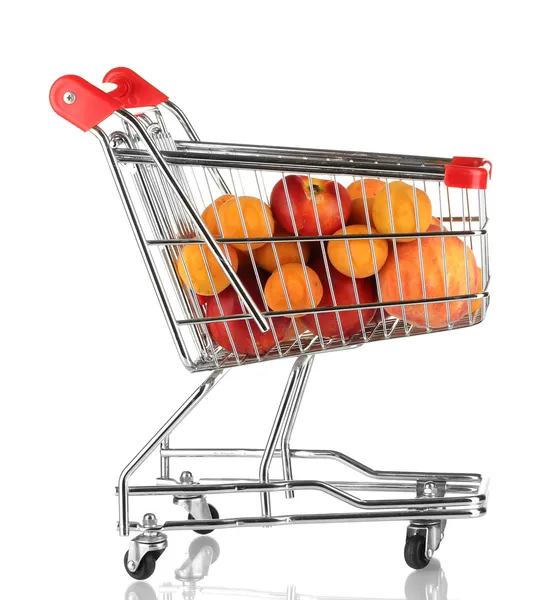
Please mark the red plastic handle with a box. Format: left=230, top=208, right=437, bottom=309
left=103, top=67, right=168, bottom=108
left=50, top=75, right=123, bottom=132
left=444, top=156, right=492, bottom=190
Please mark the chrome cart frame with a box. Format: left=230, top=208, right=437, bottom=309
left=50, top=68, right=490, bottom=580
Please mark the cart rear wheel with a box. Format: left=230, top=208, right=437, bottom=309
left=188, top=504, right=219, bottom=535
left=404, top=535, right=430, bottom=570
left=124, top=550, right=164, bottom=580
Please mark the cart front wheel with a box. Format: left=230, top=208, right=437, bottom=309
left=124, top=550, right=163, bottom=580
left=404, top=535, right=430, bottom=570
left=188, top=504, right=219, bottom=535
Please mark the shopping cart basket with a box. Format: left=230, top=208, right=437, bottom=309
left=50, top=68, right=490, bottom=580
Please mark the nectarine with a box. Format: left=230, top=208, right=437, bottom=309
left=176, top=243, right=238, bottom=296
left=254, top=226, right=311, bottom=273
left=377, top=236, right=479, bottom=328
left=372, top=181, right=432, bottom=241
left=270, top=175, right=351, bottom=236
left=264, top=263, right=323, bottom=315
left=219, top=196, right=274, bottom=251
left=300, top=256, right=377, bottom=339
left=207, top=269, right=289, bottom=356
left=327, top=225, right=388, bottom=279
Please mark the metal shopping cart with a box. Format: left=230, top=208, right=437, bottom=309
left=50, top=68, right=490, bottom=580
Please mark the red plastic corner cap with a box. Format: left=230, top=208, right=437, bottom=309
left=50, top=75, right=123, bottom=132
left=103, top=67, right=168, bottom=108
left=445, top=156, right=492, bottom=190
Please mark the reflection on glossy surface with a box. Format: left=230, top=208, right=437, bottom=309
left=126, top=536, right=448, bottom=600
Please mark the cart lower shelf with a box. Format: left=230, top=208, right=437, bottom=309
left=118, top=356, right=488, bottom=580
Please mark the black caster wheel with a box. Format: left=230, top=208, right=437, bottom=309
left=404, top=535, right=430, bottom=570
left=124, top=549, right=164, bottom=580
left=188, top=535, right=220, bottom=563
left=188, top=504, right=219, bottom=535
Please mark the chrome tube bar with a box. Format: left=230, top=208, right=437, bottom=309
left=113, top=147, right=446, bottom=181
left=259, top=356, right=313, bottom=516
left=162, top=100, right=231, bottom=195
left=117, top=368, right=227, bottom=536
left=161, top=448, right=481, bottom=482
left=280, top=356, right=314, bottom=498
left=120, top=479, right=487, bottom=510
left=126, top=506, right=485, bottom=534
left=116, top=109, right=269, bottom=334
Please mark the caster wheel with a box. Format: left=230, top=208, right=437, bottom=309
left=188, top=504, right=219, bottom=535
left=189, top=535, right=220, bottom=563
left=404, top=535, right=430, bottom=570
left=124, top=549, right=164, bottom=580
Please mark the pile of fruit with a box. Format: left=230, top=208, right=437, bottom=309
left=176, top=175, right=482, bottom=357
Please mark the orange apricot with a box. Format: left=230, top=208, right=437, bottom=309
left=327, top=224, right=388, bottom=278
left=372, top=181, right=432, bottom=241
left=219, top=196, right=274, bottom=251
left=176, top=243, right=238, bottom=296
left=264, top=263, right=323, bottom=315
left=201, top=195, right=234, bottom=237
left=347, top=179, right=385, bottom=227
left=254, top=226, right=311, bottom=273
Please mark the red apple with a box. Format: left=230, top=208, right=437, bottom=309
left=207, top=269, right=289, bottom=356
left=270, top=175, right=352, bottom=236
left=301, top=256, right=377, bottom=338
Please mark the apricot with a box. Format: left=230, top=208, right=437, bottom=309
left=347, top=179, right=385, bottom=227
left=327, top=225, right=388, bottom=279
left=254, top=226, right=311, bottom=273
left=219, top=196, right=274, bottom=251
left=372, top=181, right=432, bottom=241
left=377, top=236, right=479, bottom=328
left=264, top=263, right=323, bottom=315
left=176, top=243, right=238, bottom=296
left=201, top=194, right=234, bottom=237
left=428, top=216, right=449, bottom=231
left=207, top=268, right=289, bottom=357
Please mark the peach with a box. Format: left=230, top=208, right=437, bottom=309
left=207, top=268, right=289, bottom=356
left=176, top=243, right=238, bottom=296
left=377, top=236, right=479, bottom=328
left=471, top=267, right=483, bottom=315
left=372, top=181, right=432, bottom=241
left=201, top=194, right=234, bottom=236
left=270, top=175, right=351, bottom=236
left=327, top=224, right=388, bottom=279
left=264, top=263, right=323, bottom=315
left=218, top=196, right=274, bottom=251
left=347, top=179, right=385, bottom=227
left=428, top=216, right=449, bottom=231
left=254, top=226, right=311, bottom=273
left=300, top=256, right=377, bottom=338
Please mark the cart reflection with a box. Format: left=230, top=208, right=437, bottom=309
left=125, top=536, right=448, bottom=600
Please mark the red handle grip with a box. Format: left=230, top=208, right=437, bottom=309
left=103, top=67, right=168, bottom=108
left=50, top=75, right=123, bottom=132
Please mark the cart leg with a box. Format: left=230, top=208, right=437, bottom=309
left=259, top=355, right=313, bottom=517
left=280, top=356, right=314, bottom=499
left=118, top=369, right=228, bottom=537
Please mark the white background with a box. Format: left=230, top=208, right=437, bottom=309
left=2, top=2, right=542, bottom=599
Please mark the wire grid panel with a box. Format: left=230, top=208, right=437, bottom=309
left=111, top=110, right=489, bottom=372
